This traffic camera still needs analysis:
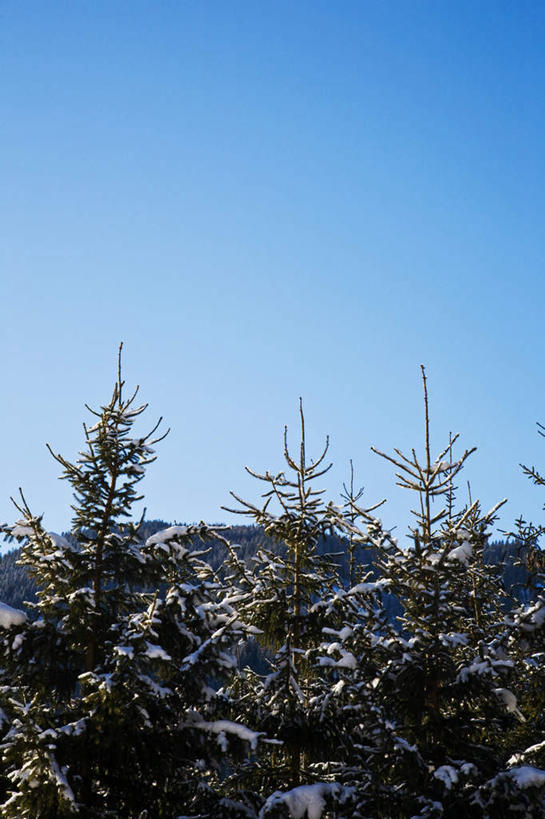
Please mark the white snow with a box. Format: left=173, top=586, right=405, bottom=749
left=457, top=657, right=513, bottom=684
left=332, top=679, right=345, bottom=695
left=509, top=766, right=545, bottom=789
left=10, top=524, right=33, bottom=538
left=439, top=632, right=468, bottom=648
left=448, top=541, right=473, bottom=565
left=393, top=735, right=417, bottom=753
left=114, top=645, right=134, bottom=658
left=189, top=719, right=262, bottom=751
left=48, top=532, right=72, bottom=550
left=318, top=649, right=357, bottom=670
left=322, top=626, right=353, bottom=641
left=0, top=601, right=27, bottom=628
left=434, top=765, right=459, bottom=789
left=145, top=642, right=171, bottom=661
left=146, top=525, right=189, bottom=546
left=57, top=719, right=86, bottom=737
left=49, top=757, right=76, bottom=804
left=517, top=598, right=545, bottom=632
left=509, top=740, right=545, bottom=766
left=146, top=526, right=190, bottom=557
left=493, top=688, right=526, bottom=722
left=259, top=783, right=350, bottom=819
left=530, top=604, right=545, bottom=629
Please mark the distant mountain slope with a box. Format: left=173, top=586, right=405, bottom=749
left=0, top=523, right=533, bottom=612
left=0, top=548, right=36, bottom=610
left=0, top=521, right=377, bottom=611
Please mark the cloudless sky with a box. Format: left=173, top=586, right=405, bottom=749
left=1, top=1, right=545, bottom=543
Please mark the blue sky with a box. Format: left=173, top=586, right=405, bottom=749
left=1, top=1, right=545, bottom=541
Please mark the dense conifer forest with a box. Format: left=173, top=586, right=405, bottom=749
left=2, top=363, right=545, bottom=818
left=0, top=528, right=529, bottom=616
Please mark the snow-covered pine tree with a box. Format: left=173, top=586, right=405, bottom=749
left=498, top=426, right=545, bottom=808
left=306, top=472, right=406, bottom=819
left=320, top=367, right=544, bottom=817
left=223, top=401, right=354, bottom=811
left=0, top=350, right=259, bottom=818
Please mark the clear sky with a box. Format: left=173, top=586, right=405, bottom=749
left=1, top=1, right=545, bottom=543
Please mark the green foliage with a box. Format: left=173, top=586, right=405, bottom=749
left=2, top=361, right=545, bottom=817
left=0, top=353, right=257, bottom=818
left=224, top=401, right=347, bottom=792
left=315, top=367, right=542, bottom=816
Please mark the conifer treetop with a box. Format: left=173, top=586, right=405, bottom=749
left=371, top=365, right=483, bottom=546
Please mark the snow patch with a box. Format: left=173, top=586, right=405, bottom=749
left=318, top=649, right=357, bottom=670
left=0, top=601, right=27, bottom=628
left=146, top=525, right=189, bottom=544
left=448, top=541, right=473, bottom=565
left=493, top=688, right=526, bottom=722
left=114, top=645, right=134, bottom=658
left=259, top=783, right=351, bottom=819
left=509, top=766, right=545, bottom=789
left=10, top=524, right=33, bottom=538
left=48, top=532, right=72, bottom=550
left=434, top=765, right=459, bottom=790
left=189, top=719, right=262, bottom=751
left=145, top=642, right=171, bottom=661
left=509, top=740, right=545, bottom=766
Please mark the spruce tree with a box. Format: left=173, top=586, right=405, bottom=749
left=318, top=367, right=544, bottom=817
left=223, top=401, right=354, bottom=811
left=360, top=367, right=544, bottom=817
left=0, top=350, right=258, bottom=818
left=309, top=478, right=404, bottom=819
left=499, top=427, right=545, bottom=806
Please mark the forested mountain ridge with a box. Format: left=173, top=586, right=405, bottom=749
left=0, top=521, right=378, bottom=610
left=0, top=523, right=533, bottom=612
left=4, top=364, right=545, bottom=817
